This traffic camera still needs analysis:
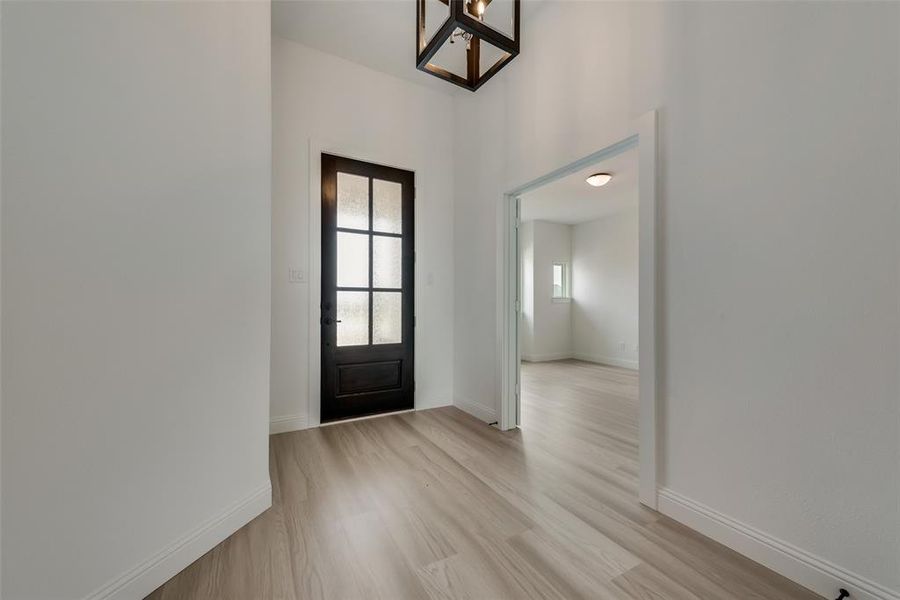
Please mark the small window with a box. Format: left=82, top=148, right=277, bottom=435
left=552, top=263, right=570, bottom=300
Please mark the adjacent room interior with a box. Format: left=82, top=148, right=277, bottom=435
left=1, top=2, right=898, bottom=600
left=521, top=151, right=639, bottom=371
left=517, top=146, right=640, bottom=504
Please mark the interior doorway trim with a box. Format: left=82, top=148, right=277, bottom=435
left=498, top=110, right=660, bottom=509
left=307, top=138, right=423, bottom=429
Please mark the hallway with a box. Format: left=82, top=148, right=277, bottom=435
left=149, top=360, right=818, bottom=599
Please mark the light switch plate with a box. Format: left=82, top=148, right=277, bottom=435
left=289, top=268, right=305, bottom=283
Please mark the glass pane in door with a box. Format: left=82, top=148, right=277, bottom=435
left=373, top=292, right=402, bottom=344
left=373, top=179, right=402, bottom=234
left=337, top=172, right=370, bottom=230
left=372, top=235, right=402, bottom=289
left=337, top=232, right=369, bottom=287
left=336, top=291, right=369, bottom=346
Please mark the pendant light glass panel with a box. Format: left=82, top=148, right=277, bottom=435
left=427, top=30, right=469, bottom=82
left=422, top=0, right=451, bottom=46
left=478, top=35, right=511, bottom=78
left=472, top=0, right=515, bottom=38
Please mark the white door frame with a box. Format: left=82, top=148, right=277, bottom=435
left=498, top=110, right=659, bottom=509
left=307, top=138, right=423, bottom=429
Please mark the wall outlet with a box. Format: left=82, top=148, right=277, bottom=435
left=619, top=341, right=627, bottom=353
left=289, top=268, right=305, bottom=283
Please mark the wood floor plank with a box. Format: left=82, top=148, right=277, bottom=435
left=340, top=510, right=431, bottom=600
left=505, top=527, right=626, bottom=599
left=416, top=556, right=477, bottom=600
left=611, top=562, right=705, bottom=600
left=148, top=360, right=822, bottom=600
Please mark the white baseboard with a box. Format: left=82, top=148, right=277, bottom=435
left=270, top=412, right=308, bottom=434
left=454, top=397, right=498, bottom=423
left=84, top=482, right=272, bottom=600
left=521, top=352, right=573, bottom=362
left=657, top=488, right=899, bottom=600
left=572, top=352, right=639, bottom=370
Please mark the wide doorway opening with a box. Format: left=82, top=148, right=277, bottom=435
left=518, top=144, right=640, bottom=496
left=500, top=114, right=658, bottom=508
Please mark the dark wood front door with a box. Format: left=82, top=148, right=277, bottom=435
left=321, top=154, right=415, bottom=422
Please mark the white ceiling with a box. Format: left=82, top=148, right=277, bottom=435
left=272, top=0, right=546, bottom=94
left=520, top=146, right=638, bottom=225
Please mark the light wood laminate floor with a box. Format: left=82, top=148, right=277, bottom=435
left=148, top=360, right=820, bottom=599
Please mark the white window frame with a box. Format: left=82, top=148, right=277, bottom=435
left=551, top=262, right=570, bottom=302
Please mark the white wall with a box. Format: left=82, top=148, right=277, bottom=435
left=521, top=220, right=572, bottom=362
left=1, top=2, right=272, bottom=598
left=272, top=37, right=455, bottom=431
left=453, top=2, right=899, bottom=597
left=572, top=208, right=639, bottom=370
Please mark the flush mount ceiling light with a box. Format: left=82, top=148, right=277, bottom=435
left=585, top=173, right=613, bottom=187
left=417, top=0, right=520, bottom=92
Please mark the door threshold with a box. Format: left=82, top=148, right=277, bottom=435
left=319, top=408, right=415, bottom=428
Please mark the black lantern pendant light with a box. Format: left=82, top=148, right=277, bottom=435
left=416, top=0, right=520, bottom=91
